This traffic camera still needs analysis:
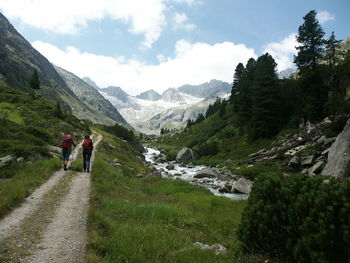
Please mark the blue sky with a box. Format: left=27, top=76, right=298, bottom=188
left=0, top=0, right=348, bottom=95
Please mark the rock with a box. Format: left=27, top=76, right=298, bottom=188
left=322, top=118, right=350, bottom=178
left=301, top=155, right=315, bottom=167
left=0, top=155, right=15, bottom=168
left=176, top=147, right=199, bottom=162
left=146, top=171, right=162, bottom=178
left=317, top=135, right=326, bottom=144
left=193, top=242, right=227, bottom=255
left=157, top=157, right=167, bottom=163
left=165, top=164, right=175, bottom=170
left=194, top=168, right=220, bottom=179
left=225, top=159, right=233, bottom=164
left=288, top=155, right=300, bottom=167
left=308, top=161, right=325, bottom=175
left=48, top=145, right=61, bottom=153
left=135, top=174, right=144, bottom=178
left=321, top=148, right=331, bottom=156
left=16, top=157, right=24, bottom=162
left=323, top=137, right=336, bottom=146
left=232, top=178, right=253, bottom=194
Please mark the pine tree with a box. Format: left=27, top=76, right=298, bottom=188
left=235, top=58, right=256, bottom=133
left=294, top=10, right=325, bottom=72
left=29, top=69, right=40, bottom=97
left=248, top=53, right=280, bottom=140
left=230, top=62, right=244, bottom=102
left=294, top=10, right=328, bottom=122
left=325, top=31, right=341, bottom=69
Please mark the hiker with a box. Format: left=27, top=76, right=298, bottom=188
left=82, top=135, right=93, bottom=172
left=60, top=135, right=76, bottom=171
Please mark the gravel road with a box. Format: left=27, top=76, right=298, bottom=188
left=0, top=134, right=102, bottom=263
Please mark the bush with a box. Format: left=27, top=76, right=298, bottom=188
left=197, top=141, right=219, bottom=156
left=238, top=174, right=350, bottom=262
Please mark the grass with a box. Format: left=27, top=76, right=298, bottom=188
left=87, top=131, right=256, bottom=263
left=0, top=158, right=61, bottom=218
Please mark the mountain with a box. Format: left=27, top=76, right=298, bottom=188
left=278, top=68, right=296, bottom=79
left=99, top=80, right=231, bottom=134
left=136, top=89, right=161, bottom=101
left=178, top=79, right=231, bottom=98
left=55, top=66, right=128, bottom=125
left=82, top=77, right=101, bottom=91
left=0, top=12, right=123, bottom=125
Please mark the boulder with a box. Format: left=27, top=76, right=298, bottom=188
left=231, top=178, right=253, bottom=194
left=176, top=147, right=199, bottom=162
left=165, top=164, right=175, bottom=170
left=301, top=155, right=315, bottom=167
left=0, top=155, right=16, bottom=168
left=288, top=155, right=300, bottom=167
left=308, top=161, right=325, bottom=175
left=194, top=168, right=220, bottom=179
left=193, top=242, right=227, bottom=255
left=322, top=118, right=350, bottom=178
left=146, top=171, right=162, bottom=178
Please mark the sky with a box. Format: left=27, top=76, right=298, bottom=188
left=0, top=0, right=349, bottom=96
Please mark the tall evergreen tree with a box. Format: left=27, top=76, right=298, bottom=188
left=29, top=69, right=40, bottom=97
left=248, top=53, right=280, bottom=140
left=294, top=10, right=328, bottom=122
left=235, top=58, right=256, bottom=133
left=325, top=31, right=341, bottom=69
left=294, top=10, right=325, bottom=72
left=230, top=62, right=244, bottom=102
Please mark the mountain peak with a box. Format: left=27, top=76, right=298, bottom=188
left=136, top=89, right=161, bottom=101
left=82, top=77, right=101, bottom=90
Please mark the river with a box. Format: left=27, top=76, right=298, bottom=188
left=144, top=147, right=248, bottom=200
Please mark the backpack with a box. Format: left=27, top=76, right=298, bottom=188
left=60, top=135, right=73, bottom=149
left=82, top=138, right=93, bottom=150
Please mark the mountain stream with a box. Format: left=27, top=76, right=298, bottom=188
left=144, top=147, right=248, bottom=200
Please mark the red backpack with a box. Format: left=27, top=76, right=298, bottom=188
left=82, top=138, right=93, bottom=150
left=60, top=135, right=73, bottom=149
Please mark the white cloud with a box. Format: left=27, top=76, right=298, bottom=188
left=264, top=33, right=297, bottom=71
left=0, top=0, right=169, bottom=48
left=316, top=10, right=335, bottom=24
left=173, top=13, right=197, bottom=31
left=32, top=40, right=256, bottom=95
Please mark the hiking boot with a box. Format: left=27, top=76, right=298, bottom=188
left=86, top=168, right=89, bottom=173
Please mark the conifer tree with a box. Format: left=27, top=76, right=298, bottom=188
left=294, top=10, right=327, bottom=122
left=29, top=69, right=40, bottom=97
left=235, top=58, right=256, bottom=133
left=248, top=53, right=280, bottom=140
left=325, top=31, right=341, bottom=69
left=294, top=10, right=325, bottom=72
left=230, top=62, right=244, bottom=102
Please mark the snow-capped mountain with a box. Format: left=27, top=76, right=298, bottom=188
left=87, top=79, right=231, bottom=134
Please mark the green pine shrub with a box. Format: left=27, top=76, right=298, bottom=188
left=238, top=174, right=350, bottom=262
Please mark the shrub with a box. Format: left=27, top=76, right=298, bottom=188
left=197, top=141, right=219, bottom=156
left=238, top=174, right=350, bottom=262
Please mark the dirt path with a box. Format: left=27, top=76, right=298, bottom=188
left=0, top=134, right=102, bottom=263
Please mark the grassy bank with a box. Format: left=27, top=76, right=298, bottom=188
left=0, top=158, right=61, bottom=218
left=87, top=130, right=255, bottom=263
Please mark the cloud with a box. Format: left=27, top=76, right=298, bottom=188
left=264, top=33, right=297, bottom=71
left=172, top=13, right=197, bottom=31
left=32, top=40, right=256, bottom=96
left=316, top=10, right=335, bottom=24
left=0, top=0, right=199, bottom=48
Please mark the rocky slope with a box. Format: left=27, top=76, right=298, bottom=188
left=55, top=66, right=128, bottom=125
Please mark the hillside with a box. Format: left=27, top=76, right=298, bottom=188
left=0, top=12, right=127, bottom=125
left=55, top=66, right=128, bottom=126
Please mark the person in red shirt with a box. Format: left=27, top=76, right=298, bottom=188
left=60, top=135, right=76, bottom=171
left=82, top=135, right=94, bottom=172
